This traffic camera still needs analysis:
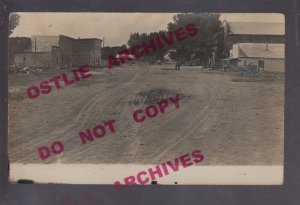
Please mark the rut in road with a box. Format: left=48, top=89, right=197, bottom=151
left=11, top=67, right=147, bottom=162
left=97, top=70, right=223, bottom=164
left=150, top=80, right=222, bottom=163
left=68, top=67, right=153, bottom=160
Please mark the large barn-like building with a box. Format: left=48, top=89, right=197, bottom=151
left=224, top=21, right=285, bottom=45
left=230, top=43, right=284, bottom=72
left=222, top=21, right=285, bottom=72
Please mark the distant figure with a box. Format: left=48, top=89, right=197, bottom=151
left=175, top=60, right=184, bottom=71
left=175, top=62, right=179, bottom=71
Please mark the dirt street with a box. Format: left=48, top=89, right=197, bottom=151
left=8, top=64, right=284, bottom=165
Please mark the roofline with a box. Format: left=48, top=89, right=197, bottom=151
left=59, top=34, right=74, bottom=38
left=75, top=38, right=102, bottom=41
left=31, top=35, right=60, bottom=37
left=11, top=35, right=102, bottom=41
left=237, top=57, right=284, bottom=59
left=9, top=37, right=31, bottom=40
left=9, top=37, right=31, bottom=39
left=15, top=51, right=52, bottom=54
left=229, top=34, right=285, bottom=36
left=31, top=35, right=102, bottom=41
left=227, top=22, right=284, bottom=24
left=233, top=42, right=285, bottom=45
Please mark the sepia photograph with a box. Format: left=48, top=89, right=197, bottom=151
left=8, top=12, right=284, bottom=185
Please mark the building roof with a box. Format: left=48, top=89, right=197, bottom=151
left=237, top=43, right=284, bottom=59
left=9, top=37, right=31, bottom=40
left=15, top=51, right=52, bottom=54
left=227, top=22, right=285, bottom=35
left=31, top=35, right=60, bottom=37
left=76, top=38, right=102, bottom=41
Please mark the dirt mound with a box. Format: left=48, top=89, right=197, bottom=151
left=129, top=88, right=191, bottom=105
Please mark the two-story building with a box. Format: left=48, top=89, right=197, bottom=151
left=11, top=35, right=102, bottom=70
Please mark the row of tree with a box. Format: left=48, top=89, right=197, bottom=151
left=102, top=13, right=231, bottom=67
left=10, top=13, right=230, bottom=68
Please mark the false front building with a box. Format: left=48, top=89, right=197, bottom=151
left=11, top=35, right=102, bottom=70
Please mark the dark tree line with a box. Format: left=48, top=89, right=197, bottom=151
left=127, top=31, right=169, bottom=63
left=102, top=45, right=127, bottom=59
left=103, top=13, right=231, bottom=68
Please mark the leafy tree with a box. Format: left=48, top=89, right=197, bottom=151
left=167, top=13, right=229, bottom=67
left=9, top=13, right=20, bottom=35
left=127, top=31, right=168, bottom=62
left=222, top=23, right=232, bottom=59
left=128, top=32, right=143, bottom=47
left=102, top=45, right=129, bottom=60
left=148, top=31, right=169, bottom=62
left=120, top=44, right=127, bottom=50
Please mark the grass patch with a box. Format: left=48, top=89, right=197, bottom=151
left=231, top=71, right=284, bottom=82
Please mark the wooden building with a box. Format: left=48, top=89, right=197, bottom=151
left=11, top=35, right=102, bottom=70
left=9, top=37, right=31, bottom=65
left=72, top=38, right=102, bottom=67
left=230, top=43, right=285, bottom=72
left=223, top=21, right=285, bottom=46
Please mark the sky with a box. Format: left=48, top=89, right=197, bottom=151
left=11, top=13, right=285, bottom=46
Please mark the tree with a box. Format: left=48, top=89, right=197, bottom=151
left=102, top=45, right=128, bottom=60
left=127, top=31, right=168, bottom=62
left=120, top=44, right=127, bottom=50
left=9, top=13, right=20, bottom=35
left=167, top=13, right=229, bottom=68
left=128, top=32, right=143, bottom=47
left=148, top=31, right=169, bottom=62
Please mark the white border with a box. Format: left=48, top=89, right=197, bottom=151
left=9, top=164, right=283, bottom=185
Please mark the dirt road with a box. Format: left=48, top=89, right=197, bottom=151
left=8, top=64, right=284, bottom=165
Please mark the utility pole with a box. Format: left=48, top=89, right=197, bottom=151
left=101, top=37, right=105, bottom=67
left=34, top=37, right=37, bottom=69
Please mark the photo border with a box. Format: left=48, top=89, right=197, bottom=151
left=0, top=0, right=299, bottom=204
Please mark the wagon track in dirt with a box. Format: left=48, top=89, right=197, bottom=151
left=8, top=64, right=284, bottom=165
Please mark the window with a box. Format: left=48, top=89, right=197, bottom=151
left=21, top=56, right=26, bottom=67
left=258, top=60, right=265, bottom=71
left=258, top=60, right=264, bottom=68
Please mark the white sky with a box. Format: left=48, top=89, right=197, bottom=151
left=11, top=13, right=285, bottom=46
